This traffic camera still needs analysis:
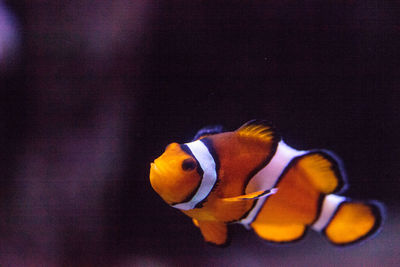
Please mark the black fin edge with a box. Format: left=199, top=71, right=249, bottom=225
left=309, top=193, right=326, bottom=226
left=205, top=238, right=231, bottom=248
left=193, top=125, right=225, bottom=141
left=322, top=200, right=385, bottom=247
left=204, top=228, right=232, bottom=248
left=254, top=188, right=277, bottom=199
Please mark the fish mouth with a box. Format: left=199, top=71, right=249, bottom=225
left=150, top=162, right=159, bottom=178
left=150, top=162, right=157, bottom=171
left=149, top=162, right=160, bottom=189
left=150, top=161, right=163, bottom=175
left=150, top=159, right=172, bottom=176
left=149, top=161, right=174, bottom=204
left=150, top=161, right=168, bottom=185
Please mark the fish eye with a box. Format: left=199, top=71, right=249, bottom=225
left=182, top=158, right=196, bottom=171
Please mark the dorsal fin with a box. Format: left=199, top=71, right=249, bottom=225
left=295, top=151, right=347, bottom=194
left=193, top=125, right=225, bottom=141
left=236, top=120, right=280, bottom=143
left=202, top=120, right=280, bottom=197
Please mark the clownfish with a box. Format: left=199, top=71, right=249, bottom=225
left=150, top=120, right=383, bottom=246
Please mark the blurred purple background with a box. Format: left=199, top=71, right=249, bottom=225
left=0, top=0, right=399, bottom=266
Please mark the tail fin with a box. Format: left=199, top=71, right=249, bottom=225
left=312, top=195, right=383, bottom=246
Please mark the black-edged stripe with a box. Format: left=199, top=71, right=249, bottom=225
left=193, top=137, right=220, bottom=209
left=309, top=193, right=326, bottom=226
left=249, top=153, right=309, bottom=220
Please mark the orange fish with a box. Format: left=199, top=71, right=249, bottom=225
left=150, top=120, right=383, bottom=246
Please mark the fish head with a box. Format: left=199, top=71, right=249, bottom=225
left=150, top=142, right=201, bottom=205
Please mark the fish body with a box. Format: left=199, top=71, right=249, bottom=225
left=150, top=120, right=383, bottom=246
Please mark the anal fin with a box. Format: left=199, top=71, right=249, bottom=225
left=197, top=220, right=229, bottom=246
left=251, top=223, right=307, bottom=243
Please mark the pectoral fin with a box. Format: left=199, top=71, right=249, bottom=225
left=222, top=188, right=278, bottom=202
left=197, top=220, right=229, bottom=246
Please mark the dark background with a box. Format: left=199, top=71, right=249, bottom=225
left=0, top=0, right=399, bottom=266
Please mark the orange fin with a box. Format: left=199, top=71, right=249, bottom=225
left=236, top=120, right=280, bottom=143
left=296, top=151, right=346, bottom=194
left=222, top=188, right=278, bottom=202
left=323, top=201, right=383, bottom=246
left=197, top=220, right=229, bottom=246
left=251, top=223, right=307, bottom=243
